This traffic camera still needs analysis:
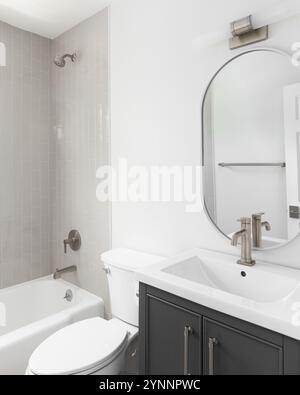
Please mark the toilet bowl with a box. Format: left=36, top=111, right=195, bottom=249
left=26, top=249, right=163, bottom=376
left=27, top=318, right=138, bottom=375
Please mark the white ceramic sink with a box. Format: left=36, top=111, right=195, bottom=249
left=162, top=255, right=298, bottom=303
left=136, top=249, right=300, bottom=340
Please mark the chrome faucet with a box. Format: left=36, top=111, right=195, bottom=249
left=53, top=265, right=77, bottom=280
left=252, top=213, right=271, bottom=248
left=231, top=218, right=256, bottom=267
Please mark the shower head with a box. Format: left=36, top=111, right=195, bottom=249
left=54, top=53, right=77, bottom=68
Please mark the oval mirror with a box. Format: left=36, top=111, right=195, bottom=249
left=202, top=48, right=300, bottom=250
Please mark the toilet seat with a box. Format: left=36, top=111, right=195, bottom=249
left=28, top=318, right=129, bottom=375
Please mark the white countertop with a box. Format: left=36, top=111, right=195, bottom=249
left=136, top=249, right=300, bottom=341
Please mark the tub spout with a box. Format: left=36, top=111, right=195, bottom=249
left=54, top=265, right=77, bottom=280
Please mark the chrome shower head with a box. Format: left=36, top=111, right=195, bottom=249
left=54, top=53, right=77, bottom=68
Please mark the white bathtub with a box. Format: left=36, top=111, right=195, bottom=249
left=0, top=276, right=104, bottom=375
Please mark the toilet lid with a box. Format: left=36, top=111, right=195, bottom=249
left=29, top=318, right=128, bottom=375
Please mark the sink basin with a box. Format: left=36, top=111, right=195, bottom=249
left=162, top=255, right=299, bottom=304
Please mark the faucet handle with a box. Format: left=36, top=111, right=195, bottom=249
left=63, top=230, right=81, bottom=254
left=64, top=239, right=69, bottom=254
left=252, top=212, right=265, bottom=219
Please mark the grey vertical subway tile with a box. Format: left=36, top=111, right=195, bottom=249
left=0, top=21, right=52, bottom=289
left=50, top=9, right=110, bottom=301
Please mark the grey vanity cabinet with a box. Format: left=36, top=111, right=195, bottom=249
left=144, top=294, right=202, bottom=375
left=139, top=284, right=300, bottom=376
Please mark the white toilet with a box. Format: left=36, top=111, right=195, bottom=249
left=26, top=249, right=162, bottom=376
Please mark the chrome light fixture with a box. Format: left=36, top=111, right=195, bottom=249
left=230, top=15, right=268, bottom=50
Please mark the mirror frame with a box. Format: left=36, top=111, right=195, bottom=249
left=201, top=47, right=298, bottom=251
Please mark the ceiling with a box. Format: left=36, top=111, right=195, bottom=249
left=0, top=0, right=110, bottom=38
left=0, top=0, right=299, bottom=40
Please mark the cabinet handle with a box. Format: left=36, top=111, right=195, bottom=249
left=208, top=337, right=218, bottom=376
left=184, top=326, right=193, bottom=375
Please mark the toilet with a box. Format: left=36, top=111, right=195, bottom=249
left=26, top=249, right=163, bottom=376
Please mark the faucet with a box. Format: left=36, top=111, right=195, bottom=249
left=231, top=218, right=256, bottom=267
left=252, top=213, right=271, bottom=248
left=64, top=230, right=81, bottom=254
left=54, top=265, right=77, bottom=280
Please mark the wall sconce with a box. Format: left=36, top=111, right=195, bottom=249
left=230, top=15, right=268, bottom=50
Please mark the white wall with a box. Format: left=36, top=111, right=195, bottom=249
left=110, top=0, right=300, bottom=268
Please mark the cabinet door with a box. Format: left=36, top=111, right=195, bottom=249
left=145, top=295, right=201, bottom=375
left=203, top=318, right=283, bottom=375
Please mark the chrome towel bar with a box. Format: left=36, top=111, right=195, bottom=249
left=218, top=162, right=286, bottom=168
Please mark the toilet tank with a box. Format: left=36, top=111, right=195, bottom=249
left=101, top=249, right=163, bottom=327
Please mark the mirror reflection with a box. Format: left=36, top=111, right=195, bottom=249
left=203, top=49, right=300, bottom=249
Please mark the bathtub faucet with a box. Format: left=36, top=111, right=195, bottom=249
left=64, top=230, right=82, bottom=254
left=53, top=265, right=77, bottom=280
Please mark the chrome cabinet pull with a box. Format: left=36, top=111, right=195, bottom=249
left=208, top=337, right=218, bottom=376
left=184, top=326, right=193, bottom=375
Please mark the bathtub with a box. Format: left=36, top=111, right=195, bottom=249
left=0, top=276, right=104, bottom=375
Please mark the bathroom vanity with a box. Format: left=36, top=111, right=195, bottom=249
left=139, top=284, right=300, bottom=375
left=137, top=249, right=300, bottom=376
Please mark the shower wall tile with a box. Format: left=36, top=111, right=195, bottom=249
left=0, top=9, right=110, bottom=307
left=51, top=9, right=111, bottom=308
left=0, top=21, right=52, bottom=288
